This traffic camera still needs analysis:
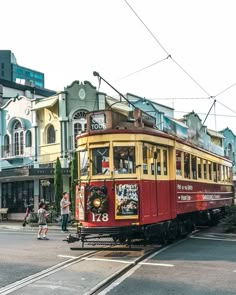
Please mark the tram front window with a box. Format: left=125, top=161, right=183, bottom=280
left=91, top=147, right=110, bottom=175
left=113, top=146, right=136, bottom=174
left=79, top=150, right=88, bottom=176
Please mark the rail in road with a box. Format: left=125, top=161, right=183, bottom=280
left=0, top=243, right=164, bottom=295
left=0, top=251, right=97, bottom=295
left=1, top=227, right=236, bottom=295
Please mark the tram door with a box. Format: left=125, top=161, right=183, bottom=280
left=141, top=146, right=172, bottom=223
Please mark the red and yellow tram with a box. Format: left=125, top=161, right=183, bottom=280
left=74, top=108, right=234, bottom=244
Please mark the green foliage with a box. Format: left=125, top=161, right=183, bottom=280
left=45, top=202, right=59, bottom=223
left=221, top=205, right=236, bottom=232
left=54, top=157, right=63, bottom=214
left=70, top=152, right=78, bottom=216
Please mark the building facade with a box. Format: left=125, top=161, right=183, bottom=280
left=0, top=80, right=106, bottom=219
left=0, top=50, right=44, bottom=88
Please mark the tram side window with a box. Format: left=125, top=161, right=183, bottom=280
left=79, top=150, right=88, bottom=176
left=221, top=165, right=225, bottom=182
left=142, top=145, right=148, bottom=174
left=184, top=153, right=190, bottom=178
left=197, top=157, right=202, bottom=178
left=213, top=163, right=217, bottom=182
left=217, top=164, right=221, bottom=182
left=91, top=147, right=109, bottom=175
left=203, top=159, right=207, bottom=179
left=176, top=150, right=182, bottom=176
left=191, top=155, right=197, bottom=179
left=163, top=149, right=168, bottom=175
left=208, top=161, right=212, bottom=180
left=113, top=146, right=136, bottom=174
left=151, top=148, right=161, bottom=175
left=226, top=166, right=231, bottom=182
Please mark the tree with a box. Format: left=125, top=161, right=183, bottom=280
left=70, top=151, right=78, bottom=216
left=54, top=157, right=63, bottom=214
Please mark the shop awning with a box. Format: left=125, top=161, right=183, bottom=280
left=31, top=96, right=58, bottom=110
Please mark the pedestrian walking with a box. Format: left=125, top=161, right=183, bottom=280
left=22, top=204, right=34, bottom=227
left=60, top=192, right=71, bottom=232
left=37, top=202, right=49, bottom=240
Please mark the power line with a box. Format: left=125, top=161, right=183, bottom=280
left=124, top=0, right=212, bottom=97
left=149, top=96, right=210, bottom=100
left=215, top=81, right=236, bottom=98
left=124, top=0, right=170, bottom=56
left=115, top=56, right=170, bottom=82
left=173, top=110, right=236, bottom=118
left=170, top=56, right=211, bottom=97
left=215, top=99, right=236, bottom=114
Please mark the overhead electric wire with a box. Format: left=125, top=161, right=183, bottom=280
left=214, top=81, right=236, bottom=98
left=115, top=56, right=170, bottom=81
left=173, top=110, right=236, bottom=118
left=124, top=0, right=170, bottom=56
left=149, top=96, right=210, bottom=100
left=215, top=99, right=236, bottom=114
left=169, top=56, right=211, bottom=97
left=124, top=0, right=211, bottom=98
left=123, top=0, right=236, bottom=128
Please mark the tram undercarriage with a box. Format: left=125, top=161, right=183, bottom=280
left=66, top=208, right=224, bottom=247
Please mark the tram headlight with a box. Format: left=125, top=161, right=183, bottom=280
left=93, top=198, right=101, bottom=208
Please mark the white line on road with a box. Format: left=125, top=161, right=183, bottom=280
left=57, top=255, right=78, bottom=259
left=0, top=251, right=96, bottom=295
left=139, top=262, right=174, bottom=267
left=85, top=257, right=134, bottom=264
left=98, top=239, right=186, bottom=295
left=190, top=236, right=236, bottom=242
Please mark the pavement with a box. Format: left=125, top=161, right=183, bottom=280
left=1, top=220, right=235, bottom=237
left=0, top=220, right=77, bottom=232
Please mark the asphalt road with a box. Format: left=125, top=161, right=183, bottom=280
left=0, top=228, right=80, bottom=287
left=102, top=231, right=236, bottom=295
left=1, top=226, right=236, bottom=295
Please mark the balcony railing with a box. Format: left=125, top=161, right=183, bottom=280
left=1, top=144, right=34, bottom=158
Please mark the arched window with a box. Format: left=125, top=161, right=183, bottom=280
left=47, top=124, right=55, bottom=144
left=227, top=143, right=233, bottom=160
left=13, top=120, right=24, bottom=155
left=25, top=130, right=32, bottom=147
left=4, top=134, right=10, bottom=154
left=73, top=110, right=87, bottom=148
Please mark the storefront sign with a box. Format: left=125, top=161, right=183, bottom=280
left=75, top=185, right=85, bottom=221
left=90, top=113, right=106, bottom=130
left=29, top=168, right=70, bottom=176
left=115, top=183, right=139, bottom=219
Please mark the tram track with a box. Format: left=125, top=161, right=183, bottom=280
left=0, top=229, right=202, bottom=295
left=83, top=230, right=203, bottom=295
left=0, top=250, right=97, bottom=295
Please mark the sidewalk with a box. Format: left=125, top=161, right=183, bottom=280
left=0, top=220, right=76, bottom=232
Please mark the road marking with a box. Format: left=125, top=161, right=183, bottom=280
left=85, top=257, right=134, bottom=264
left=98, top=239, right=186, bottom=295
left=57, top=255, right=78, bottom=259
left=190, top=236, right=236, bottom=242
left=139, top=262, right=174, bottom=267
left=0, top=251, right=96, bottom=295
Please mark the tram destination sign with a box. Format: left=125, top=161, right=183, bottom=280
left=90, top=113, right=106, bottom=130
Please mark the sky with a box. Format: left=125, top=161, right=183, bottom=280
left=2, top=0, right=236, bottom=133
